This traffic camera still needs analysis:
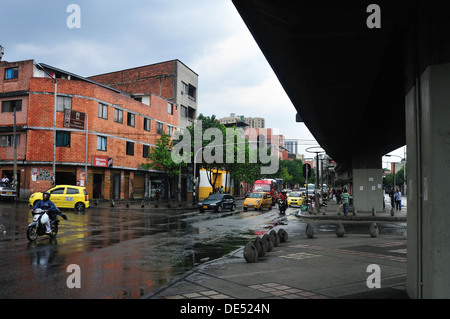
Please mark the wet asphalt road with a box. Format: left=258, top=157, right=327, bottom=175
left=0, top=201, right=406, bottom=299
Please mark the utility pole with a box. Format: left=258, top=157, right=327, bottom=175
left=13, top=105, right=17, bottom=197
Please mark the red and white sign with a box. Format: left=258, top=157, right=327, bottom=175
left=92, top=156, right=113, bottom=167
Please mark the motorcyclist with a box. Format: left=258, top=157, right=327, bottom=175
left=279, top=190, right=287, bottom=202
left=31, top=191, right=65, bottom=234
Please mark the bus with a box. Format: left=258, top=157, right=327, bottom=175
left=252, top=179, right=279, bottom=204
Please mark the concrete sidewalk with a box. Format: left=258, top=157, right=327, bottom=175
left=144, top=201, right=409, bottom=300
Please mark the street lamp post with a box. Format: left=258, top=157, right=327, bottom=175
left=385, top=154, right=406, bottom=194
left=306, top=146, right=325, bottom=213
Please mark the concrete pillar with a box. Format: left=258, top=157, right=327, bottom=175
left=352, top=169, right=383, bottom=212
left=406, top=63, right=450, bottom=299
left=351, top=147, right=383, bottom=212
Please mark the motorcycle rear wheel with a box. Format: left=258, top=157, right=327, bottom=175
left=27, top=226, right=38, bottom=241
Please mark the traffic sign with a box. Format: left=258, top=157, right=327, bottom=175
left=303, top=163, right=311, bottom=179
left=63, top=110, right=85, bottom=130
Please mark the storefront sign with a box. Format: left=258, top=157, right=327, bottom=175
left=92, top=156, right=113, bottom=167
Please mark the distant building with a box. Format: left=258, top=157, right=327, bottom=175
left=244, top=127, right=288, bottom=160
left=285, top=139, right=299, bottom=154
left=219, top=113, right=265, bottom=129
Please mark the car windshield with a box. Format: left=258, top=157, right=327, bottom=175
left=206, top=194, right=224, bottom=200
left=289, top=192, right=301, bottom=197
left=0, top=182, right=10, bottom=187
left=248, top=193, right=264, bottom=198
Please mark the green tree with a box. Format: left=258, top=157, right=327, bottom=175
left=142, top=133, right=185, bottom=206
left=186, top=114, right=227, bottom=190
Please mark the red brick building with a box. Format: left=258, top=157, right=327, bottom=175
left=0, top=59, right=180, bottom=200
left=89, top=59, right=198, bottom=130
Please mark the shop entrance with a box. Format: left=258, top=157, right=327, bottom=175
left=93, top=174, right=103, bottom=199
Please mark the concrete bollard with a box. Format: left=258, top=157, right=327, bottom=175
left=141, top=200, right=145, bottom=208
left=111, top=199, right=115, bottom=207
left=244, top=241, right=258, bottom=263
left=95, top=199, right=99, bottom=206
left=390, top=207, right=395, bottom=216
left=336, top=223, right=345, bottom=237
left=278, top=229, right=288, bottom=243
left=369, top=223, right=379, bottom=237
left=353, top=208, right=357, bottom=216
left=254, top=237, right=267, bottom=258
left=269, top=230, right=280, bottom=247
left=306, top=223, right=314, bottom=238
left=126, top=200, right=130, bottom=208
left=372, top=207, right=376, bottom=216
left=403, top=230, right=407, bottom=240
left=262, top=233, right=273, bottom=252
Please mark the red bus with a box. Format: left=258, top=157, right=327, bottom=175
left=252, top=179, right=279, bottom=204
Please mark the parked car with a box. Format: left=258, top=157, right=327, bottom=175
left=29, top=185, right=89, bottom=211
left=243, top=192, right=272, bottom=211
left=0, top=182, right=16, bottom=201
left=198, top=193, right=235, bottom=213
left=287, top=191, right=305, bottom=207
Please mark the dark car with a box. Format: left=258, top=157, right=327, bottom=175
left=198, top=193, right=236, bottom=213
left=0, top=182, right=16, bottom=200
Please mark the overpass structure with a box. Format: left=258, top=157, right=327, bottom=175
left=233, top=0, right=450, bottom=299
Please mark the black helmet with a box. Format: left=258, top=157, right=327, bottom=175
left=43, top=191, right=50, bottom=201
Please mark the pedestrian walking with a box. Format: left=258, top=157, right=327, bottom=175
left=389, top=187, right=395, bottom=209
left=336, top=188, right=342, bottom=204
left=340, top=188, right=350, bottom=216
left=394, top=188, right=402, bottom=210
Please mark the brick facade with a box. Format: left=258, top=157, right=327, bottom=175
left=0, top=59, right=180, bottom=200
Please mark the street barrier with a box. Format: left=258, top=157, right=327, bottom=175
left=244, top=228, right=289, bottom=263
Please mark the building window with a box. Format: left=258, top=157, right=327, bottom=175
left=181, top=81, right=188, bottom=95
left=168, top=102, right=173, bottom=115
left=126, top=141, right=134, bottom=156
left=4, top=67, right=18, bottom=80
left=144, top=118, right=151, bottom=131
left=57, top=96, right=72, bottom=112
left=1, top=100, right=22, bottom=112
left=0, top=135, right=20, bottom=147
left=188, top=84, right=196, bottom=101
left=188, top=106, right=196, bottom=120
left=97, top=136, right=107, bottom=151
left=56, top=131, right=71, bottom=147
left=143, top=145, right=150, bottom=158
left=167, top=126, right=173, bottom=137
left=156, top=122, right=163, bottom=135
left=98, top=103, right=108, bottom=119
left=127, top=112, right=135, bottom=127
left=181, top=105, right=187, bottom=117
left=114, top=108, right=123, bottom=124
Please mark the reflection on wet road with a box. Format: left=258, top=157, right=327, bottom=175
left=0, top=202, right=406, bottom=299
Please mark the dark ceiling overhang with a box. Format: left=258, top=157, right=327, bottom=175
left=232, top=0, right=420, bottom=169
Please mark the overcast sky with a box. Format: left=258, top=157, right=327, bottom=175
left=0, top=0, right=404, bottom=163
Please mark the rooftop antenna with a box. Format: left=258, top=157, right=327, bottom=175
left=0, top=45, right=4, bottom=61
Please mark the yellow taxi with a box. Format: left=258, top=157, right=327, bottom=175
left=287, top=191, right=305, bottom=207
left=243, top=192, right=272, bottom=211
left=29, top=185, right=89, bottom=211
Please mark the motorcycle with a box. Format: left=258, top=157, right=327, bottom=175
left=26, top=208, right=67, bottom=241
left=278, top=198, right=287, bottom=215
